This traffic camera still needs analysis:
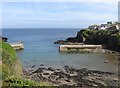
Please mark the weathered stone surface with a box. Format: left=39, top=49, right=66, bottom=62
left=32, top=68, right=43, bottom=73
left=54, top=40, right=67, bottom=44
left=48, top=67, right=55, bottom=71
left=31, top=65, right=36, bottom=68
left=58, top=45, right=103, bottom=53
left=43, top=73, right=49, bottom=75
left=40, top=64, right=44, bottom=66
left=24, top=66, right=119, bottom=87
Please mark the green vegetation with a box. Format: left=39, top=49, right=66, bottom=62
left=1, top=42, right=22, bottom=79
left=77, top=29, right=120, bottom=51
left=3, top=76, right=52, bottom=87
left=1, top=42, right=52, bottom=87
left=67, top=29, right=120, bottom=51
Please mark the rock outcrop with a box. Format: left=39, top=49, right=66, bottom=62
left=24, top=65, right=119, bottom=86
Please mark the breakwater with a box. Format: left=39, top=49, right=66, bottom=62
left=9, top=42, right=24, bottom=50
left=59, top=45, right=103, bottom=53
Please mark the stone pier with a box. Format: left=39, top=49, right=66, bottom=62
left=9, top=42, right=24, bottom=50
left=59, top=45, right=103, bottom=53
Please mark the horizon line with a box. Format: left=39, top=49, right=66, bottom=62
left=1, top=27, right=83, bottom=29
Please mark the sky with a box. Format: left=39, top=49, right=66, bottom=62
left=118, top=1, right=120, bottom=22
left=1, top=1, right=118, bottom=28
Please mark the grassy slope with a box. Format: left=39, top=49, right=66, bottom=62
left=1, top=42, right=22, bottom=79
left=1, top=42, right=52, bottom=87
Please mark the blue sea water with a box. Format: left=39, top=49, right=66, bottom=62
left=3, top=28, right=118, bottom=73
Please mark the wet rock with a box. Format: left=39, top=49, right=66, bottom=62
left=53, top=71, right=63, bottom=76
left=30, top=74, right=40, bottom=81
left=65, top=79, right=71, bottom=82
left=91, top=70, right=113, bottom=75
left=58, top=74, right=65, bottom=79
left=32, top=68, right=43, bottom=73
left=76, top=68, right=91, bottom=76
left=40, top=64, right=44, bottom=66
left=104, top=60, right=109, bottom=63
left=48, top=67, right=55, bottom=71
left=56, top=68, right=60, bottom=71
left=43, top=73, right=49, bottom=75
left=36, top=73, right=47, bottom=81
left=54, top=40, right=66, bottom=44
left=31, top=65, right=36, bottom=68
left=48, top=75, right=60, bottom=84
left=76, top=82, right=83, bottom=87
left=23, top=66, right=118, bottom=86
left=64, top=65, right=76, bottom=74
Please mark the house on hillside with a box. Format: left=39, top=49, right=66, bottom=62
left=115, top=23, right=120, bottom=30
left=99, top=21, right=120, bottom=30
left=106, top=25, right=118, bottom=31
left=98, top=24, right=109, bottom=30
left=88, top=25, right=99, bottom=30
left=89, top=21, right=120, bottom=31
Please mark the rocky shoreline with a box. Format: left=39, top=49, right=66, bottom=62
left=104, top=49, right=120, bottom=59
left=23, top=65, right=119, bottom=87
left=54, top=40, right=84, bottom=45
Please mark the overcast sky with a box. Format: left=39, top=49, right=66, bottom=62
left=2, top=2, right=118, bottom=28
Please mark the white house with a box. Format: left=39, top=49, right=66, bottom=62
left=115, top=23, right=120, bottom=30
left=89, top=25, right=99, bottom=30
left=99, top=24, right=109, bottom=30
left=89, top=21, right=120, bottom=30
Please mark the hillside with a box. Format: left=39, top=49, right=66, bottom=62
left=1, top=42, right=51, bottom=87
left=66, top=29, right=120, bottom=52
left=1, top=42, right=22, bottom=79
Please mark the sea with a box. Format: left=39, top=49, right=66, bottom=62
left=3, top=28, right=118, bottom=73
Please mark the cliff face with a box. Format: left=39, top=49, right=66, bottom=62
left=66, top=30, right=85, bottom=43
left=66, top=29, right=120, bottom=52
left=1, top=42, right=22, bottom=79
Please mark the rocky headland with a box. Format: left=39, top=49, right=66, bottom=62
left=55, top=22, right=120, bottom=51
left=54, top=22, right=120, bottom=58
left=55, top=29, right=120, bottom=52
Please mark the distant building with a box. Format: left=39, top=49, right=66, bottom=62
left=99, top=24, right=109, bottom=30
left=106, top=25, right=117, bottom=31
left=0, top=36, right=8, bottom=42
left=89, top=21, right=120, bottom=31
left=107, top=21, right=116, bottom=25
left=88, top=25, right=99, bottom=30
left=115, top=25, right=120, bottom=30
left=115, top=23, right=120, bottom=30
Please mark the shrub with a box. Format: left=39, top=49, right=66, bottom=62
left=3, top=76, right=52, bottom=87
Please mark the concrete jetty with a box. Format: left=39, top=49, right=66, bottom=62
left=59, top=45, right=103, bottom=53
left=9, top=42, right=24, bottom=50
